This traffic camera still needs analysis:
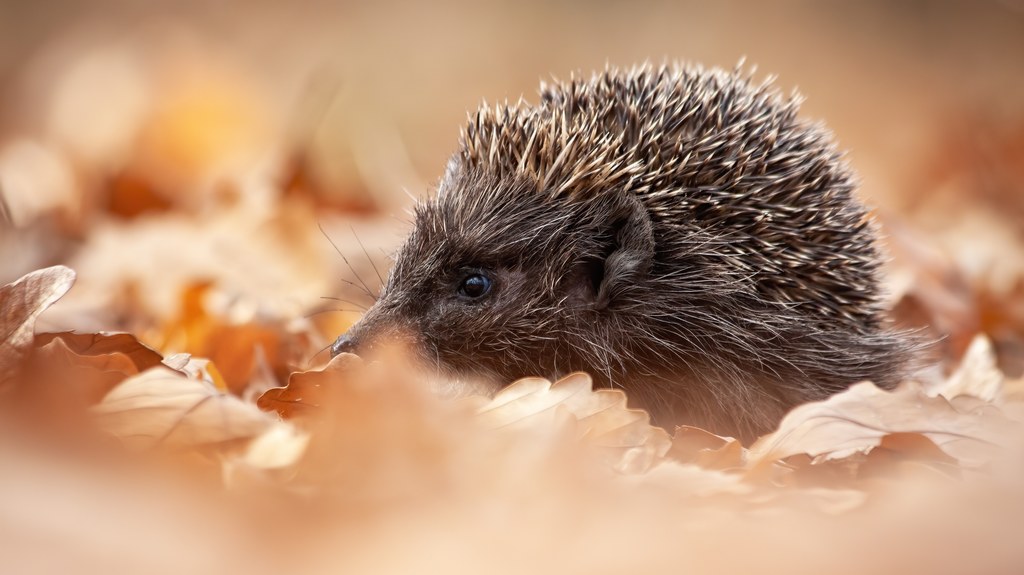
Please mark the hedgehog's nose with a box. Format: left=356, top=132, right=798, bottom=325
left=331, top=334, right=358, bottom=357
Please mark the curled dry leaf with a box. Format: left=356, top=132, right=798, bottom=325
left=0, top=265, right=75, bottom=383
left=475, top=372, right=672, bottom=473
left=257, top=352, right=364, bottom=418
left=93, top=365, right=288, bottom=451
left=27, top=332, right=165, bottom=406
left=34, top=331, right=165, bottom=373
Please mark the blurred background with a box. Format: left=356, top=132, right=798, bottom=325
left=2, top=1, right=1022, bottom=204
left=1, top=0, right=1023, bottom=372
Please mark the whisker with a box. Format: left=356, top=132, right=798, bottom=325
left=306, top=341, right=337, bottom=369
left=334, top=278, right=379, bottom=300
left=318, top=220, right=378, bottom=301
left=304, top=307, right=365, bottom=319
left=319, top=296, right=369, bottom=311
left=351, top=225, right=386, bottom=289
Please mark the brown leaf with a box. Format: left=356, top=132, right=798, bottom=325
left=0, top=266, right=75, bottom=383
left=0, top=331, right=169, bottom=422
left=30, top=336, right=148, bottom=406
left=35, top=331, right=165, bottom=372
left=668, top=425, right=747, bottom=470
left=871, top=432, right=958, bottom=466
left=257, top=352, right=363, bottom=418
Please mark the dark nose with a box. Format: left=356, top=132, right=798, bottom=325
left=331, top=334, right=358, bottom=357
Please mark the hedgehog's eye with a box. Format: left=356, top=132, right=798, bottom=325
left=457, top=273, right=492, bottom=300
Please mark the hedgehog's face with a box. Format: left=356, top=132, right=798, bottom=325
left=332, top=171, right=655, bottom=390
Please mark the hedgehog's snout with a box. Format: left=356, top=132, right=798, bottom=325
left=330, top=333, right=359, bottom=357
left=330, top=305, right=421, bottom=361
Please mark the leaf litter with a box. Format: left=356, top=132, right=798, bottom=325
left=1, top=69, right=1024, bottom=575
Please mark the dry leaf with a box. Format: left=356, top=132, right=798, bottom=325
left=93, top=365, right=283, bottom=450
left=749, top=380, right=1011, bottom=469
left=0, top=330, right=170, bottom=427
left=257, top=352, right=364, bottom=418
left=475, top=373, right=671, bottom=473
left=29, top=336, right=151, bottom=406
left=34, top=331, right=165, bottom=371
left=1, top=28, right=1024, bottom=575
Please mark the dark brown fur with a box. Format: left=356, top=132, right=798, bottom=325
left=334, top=64, right=913, bottom=440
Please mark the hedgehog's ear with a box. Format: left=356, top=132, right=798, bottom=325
left=592, top=195, right=654, bottom=310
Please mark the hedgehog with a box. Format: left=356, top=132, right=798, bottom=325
left=332, top=64, right=913, bottom=440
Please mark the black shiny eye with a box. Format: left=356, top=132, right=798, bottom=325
left=457, top=273, right=492, bottom=300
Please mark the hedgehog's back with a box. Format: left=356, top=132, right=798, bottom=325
left=459, top=65, right=884, bottom=330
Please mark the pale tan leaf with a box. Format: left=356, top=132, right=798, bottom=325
left=475, top=372, right=671, bottom=473
left=474, top=374, right=591, bottom=428
left=749, top=381, right=1010, bottom=468
left=92, top=366, right=279, bottom=449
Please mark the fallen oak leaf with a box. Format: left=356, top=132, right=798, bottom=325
left=749, top=335, right=1023, bottom=474
left=93, top=365, right=283, bottom=450
left=769, top=432, right=960, bottom=490
left=475, top=372, right=671, bottom=473
left=257, top=352, right=363, bottom=418
left=29, top=335, right=155, bottom=406
left=5, top=331, right=171, bottom=422
left=33, top=331, right=165, bottom=373
left=748, top=381, right=1011, bottom=471
left=0, top=265, right=75, bottom=384
left=474, top=374, right=591, bottom=428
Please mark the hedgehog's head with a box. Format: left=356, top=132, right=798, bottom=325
left=331, top=160, right=654, bottom=387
